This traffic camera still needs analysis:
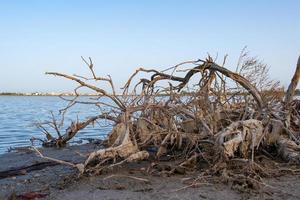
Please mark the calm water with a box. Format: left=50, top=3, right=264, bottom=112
left=0, top=96, right=113, bottom=154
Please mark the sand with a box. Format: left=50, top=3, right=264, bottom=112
left=0, top=144, right=300, bottom=200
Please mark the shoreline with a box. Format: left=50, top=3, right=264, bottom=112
left=0, top=94, right=99, bottom=97
left=0, top=143, right=300, bottom=199
left=1, top=91, right=295, bottom=97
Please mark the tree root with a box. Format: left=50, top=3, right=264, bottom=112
left=34, top=53, right=300, bottom=192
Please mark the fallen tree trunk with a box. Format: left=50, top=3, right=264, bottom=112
left=0, top=161, right=58, bottom=179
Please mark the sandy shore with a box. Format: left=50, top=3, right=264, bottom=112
left=0, top=144, right=300, bottom=199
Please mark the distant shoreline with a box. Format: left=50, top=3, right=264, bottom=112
left=0, top=93, right=144, bottom=97
left=1, top=91, right=299, bottom=97
left=0, top=93, right=98, bottom=96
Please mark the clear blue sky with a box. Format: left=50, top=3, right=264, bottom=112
left=0, top=0, right=299, bottom=93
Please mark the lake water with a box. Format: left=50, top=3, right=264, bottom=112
left=0, top=96, right=113, bottom=154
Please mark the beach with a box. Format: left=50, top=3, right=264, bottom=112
left=1, top=143, right=300, bottom=200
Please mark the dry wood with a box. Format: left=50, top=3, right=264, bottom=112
left=34, top=54, right=300, bottom=190
left=285, top=56, right=300, bottom=107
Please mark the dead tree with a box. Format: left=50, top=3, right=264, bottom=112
left=34, top=53, right=300, bottom=183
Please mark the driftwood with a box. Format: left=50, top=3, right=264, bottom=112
left=0, top=161, right=58, bottom=179
left=33, top=52, right=300, bottom=190
left=285, top=56, right=300, bottom=107
left=215, top=119, right=263, bottom=159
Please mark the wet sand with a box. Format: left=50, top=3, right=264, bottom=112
left=0, top=144, right=300, bottom=199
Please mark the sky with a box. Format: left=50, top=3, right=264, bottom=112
left=0, top=0, right=299, bottom=93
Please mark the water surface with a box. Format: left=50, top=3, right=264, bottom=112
left=0, top=96, right=112, bottom=154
